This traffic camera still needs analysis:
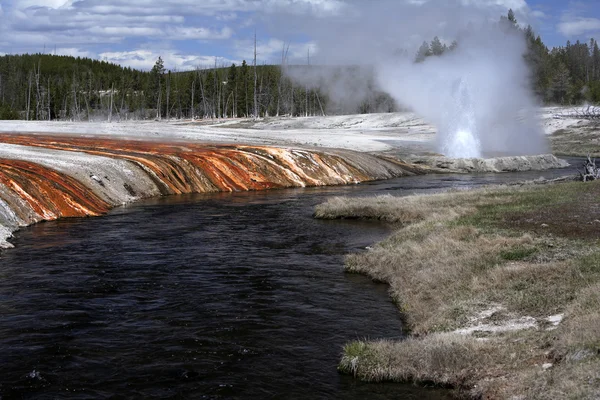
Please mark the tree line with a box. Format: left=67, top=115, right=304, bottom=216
left=0, top=53, right=382, bottom=121
left=0, top=10, right=599, bottom=121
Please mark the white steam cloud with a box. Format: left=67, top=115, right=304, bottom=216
left=272, top=0, right=548, bottom=158
left=378, top=23, right=547, bottom=157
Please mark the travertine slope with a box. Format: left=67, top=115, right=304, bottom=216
left=0, top=134, right=418, bottom=249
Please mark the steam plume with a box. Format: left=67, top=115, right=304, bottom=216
left=273, top=0, right=548, bottom=158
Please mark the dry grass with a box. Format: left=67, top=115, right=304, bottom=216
left=347, top=224, right=540, bottom=333
left=314, top=194, right=447, bottom=224
left=550, top=124, right=600, bottom=157
left=317, top=180, right=600, bottom=398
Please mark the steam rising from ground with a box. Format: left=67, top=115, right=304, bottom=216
left=377, top=23, right=547, bottom=157
left=278, top=1, right=548, bottom=158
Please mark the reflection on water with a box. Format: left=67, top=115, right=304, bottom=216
left=0, top=161, right=579, bottom=399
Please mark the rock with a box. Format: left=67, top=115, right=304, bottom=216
left=542, top=363, right=553, bottom=370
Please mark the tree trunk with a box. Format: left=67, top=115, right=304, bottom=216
left=579, top=155, right=600, bottom=182
left=253, top=32, right=258, bottom=119
left=166, top=73, right=170, bottom=121
left=108, top=83, right=114, bottom=123
left=47, top=77, right=51, bottom=121
left=191, top=79, right=195, bottom=121
left=35, top=60, right=41, bottom=120
left=26, top=71, right=32, bottom=121
left=156, top=78, right=162, bottom=120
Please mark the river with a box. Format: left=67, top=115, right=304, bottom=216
left=0, top=160, right=581, bottom=399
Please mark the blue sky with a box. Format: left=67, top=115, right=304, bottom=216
left=0, top=0, right=599, bottom=70
left=527, top=0, right=600, bottom=46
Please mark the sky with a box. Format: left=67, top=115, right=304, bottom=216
left=0, top=0, right=599, bottom=71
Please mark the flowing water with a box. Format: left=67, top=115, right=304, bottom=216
left=0, top=162, right=581, bottom=399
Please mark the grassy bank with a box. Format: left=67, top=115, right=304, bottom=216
left=315, top=181, right=600, bottom=399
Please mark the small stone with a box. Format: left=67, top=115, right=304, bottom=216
left=542, top=363, right=553, bottom=370
left=541, top=223, right=549, bottom=228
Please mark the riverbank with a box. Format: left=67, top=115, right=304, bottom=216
left=0, top=135, right=426, bottom=250
left=315, top=179, right=600, bottom=399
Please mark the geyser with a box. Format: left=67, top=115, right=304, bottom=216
left=377, top=21, right=549, bottom=158
left=441, top=78, right=481, bottom=158
left=273, top=1, right=549, bottom=159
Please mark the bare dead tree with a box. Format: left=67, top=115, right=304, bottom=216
left=197, top=68, right=208, bottom=118
left=174, top=70, right=182, bottom=119
left=578, top=155, right=600, bottom=181
left=62, top=94, right=68, bottom=120
left=165, top=71, right=171, bottom=121
left=555, top=105, right=600, bottom=120
left=26, top=71, right=32, bottom=121
left=47, top=77, right=51, bottom=121
left=233, top=80, right=237, bottom=118
left=305, top=48, right=309, bottom=117
left=71, top=73, right=79, bottom=121
left=277, top=42, right=290, bottom=117
left=191, top=78, right=195, bottom=121
left=156, top=74, right=162, bottom=120
left=315, top=91, right=325, bottom=116
left=108, top=83, right=114, bottom=123
left=119, top=73, right=127, bottom=121
left=213, top=58, right=219, bottom=119
left=35, top=59, right=41, bottom=120
left=253, top=31, right=258, bottom=119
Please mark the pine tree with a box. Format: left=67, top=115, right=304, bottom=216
left=430, top=36, right=445, bottom=56
left=227, top=63, right=237, bottom=117
left=238, top=60, right=249, bottom=117
left=150, top=56, right=165, bottom=119
left=550, top=63, right=572, bottom=104
left=592, top=39, right=600, bottom=81
left=500, top=9, right=518, bottom=29
left=508, top=9, right=517, bottom=25
left=415, top=41, right=432, bottom=63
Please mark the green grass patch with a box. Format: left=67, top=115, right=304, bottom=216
left=458, top=182, right=581, bottom=227
left=577, top=251, right=600, bottom=275
left=339, top=340, right=376, bottom=377
left=500, top=246, right=538, bottom=261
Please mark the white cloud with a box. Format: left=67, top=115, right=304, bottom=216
left=0, top=0, right=245, bottom=54
left=14, top=0, right=73, bottom=9
left=54, top=47, right=93, bottom=58
left=459, top=0, right=527, bottom=11
left=558, top=17, right=600, bottom=37
left=165, top=26, right=233, bottom=40
left=233, top=38, right=318, bottom=64
left=88, top=26, right=163, bottom=37
left=98, top=49, right=238, bottom=70
left=216, top=13, right=238, bottom=21
left=531, top=10, right=547, bottom=19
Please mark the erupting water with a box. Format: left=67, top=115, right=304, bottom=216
left=440, top=78, right=481, bottom=158
left=443, top=129, right=480, bottom=158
